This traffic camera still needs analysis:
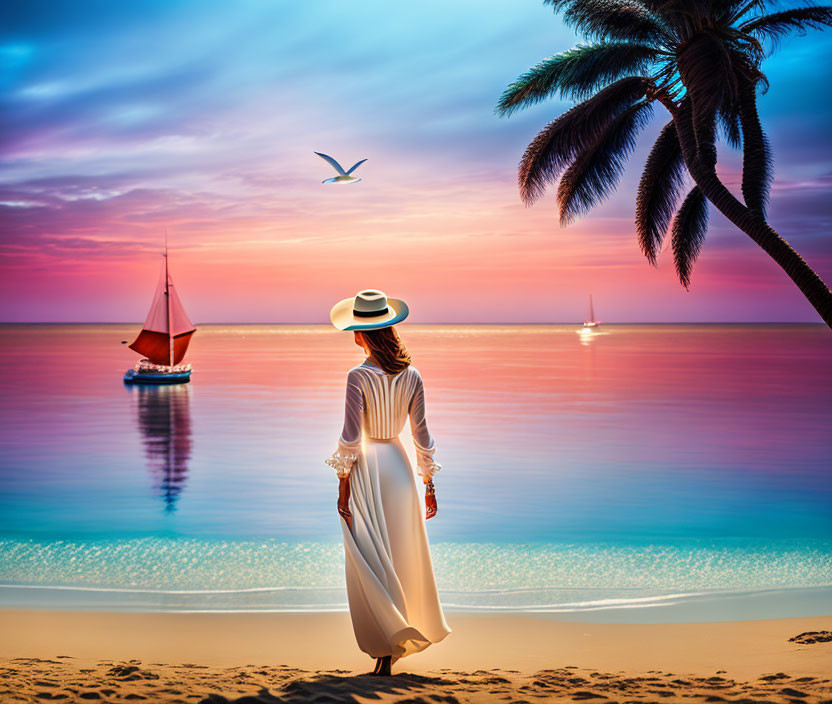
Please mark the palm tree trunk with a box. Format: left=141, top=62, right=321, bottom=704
left=692, top=168, right=832, bottom=327
left=665, top=101, right=832, bottom=327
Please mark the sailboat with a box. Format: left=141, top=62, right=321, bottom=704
left=583, top=295, right=600, bottom=328
left=124, top=245, right=196, bottom=385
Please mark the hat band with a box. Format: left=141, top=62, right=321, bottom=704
left=353, top=306, right=389, bottom=318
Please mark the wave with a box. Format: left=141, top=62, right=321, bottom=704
left=2, top=537, right=831, bottom=619
left=0, top=583, right=731, bottom=613
left=2, top=582, right=830, bottom=619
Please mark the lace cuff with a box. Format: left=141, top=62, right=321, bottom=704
left=414, top=440, right=442, bottom=479
left=325, top=440, right=360, bottom=478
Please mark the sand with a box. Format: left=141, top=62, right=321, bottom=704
left=1, top=610, right=830, bottom=702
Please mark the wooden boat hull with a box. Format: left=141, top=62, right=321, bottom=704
left=124, top=369, right=191, bottom=385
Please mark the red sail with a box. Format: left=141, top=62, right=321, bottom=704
left=129, top=257, right=196, bottom=365
left=171, top=330, right=194, bottom=364
left=129, top=329, right=194, bottom=365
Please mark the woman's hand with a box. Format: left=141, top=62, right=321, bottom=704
left=338, top=475, right=353, bottom=531
left=424, top=478, right=437, bottom=520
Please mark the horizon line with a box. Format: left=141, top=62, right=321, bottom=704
left=0, top=321, right=825, bottom=326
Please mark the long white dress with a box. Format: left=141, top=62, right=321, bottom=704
left=326, top=357, right=451, bottom=661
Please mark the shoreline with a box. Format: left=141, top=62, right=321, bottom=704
left=2, top=611, right=830, bottom=702
left=3, top=583, right=832, bottom=623
left=3, top=584, right=832, bottom=624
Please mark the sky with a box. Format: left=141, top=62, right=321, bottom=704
left=1, top=0, right=831, bottom=323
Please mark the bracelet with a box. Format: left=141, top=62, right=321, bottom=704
left=424, top=479, right=435, bottom=495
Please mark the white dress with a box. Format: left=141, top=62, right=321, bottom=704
left=326, top=358, right=451, bottom=661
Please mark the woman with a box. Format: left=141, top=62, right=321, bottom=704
left=326, top=289, right=451, bottom=676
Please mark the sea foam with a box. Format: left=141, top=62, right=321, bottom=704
left=1, top=537, right=830, bottom=617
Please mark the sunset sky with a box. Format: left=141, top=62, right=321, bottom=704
left=1, top=0, right=831, bottom=323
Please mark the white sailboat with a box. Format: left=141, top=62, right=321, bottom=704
left=583, top=295, right=600, bottom=328
left=124, top=244, right=196, bottom=385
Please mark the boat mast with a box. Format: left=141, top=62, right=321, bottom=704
left=165, top=230, right=173, bottom=369
left=589, top=295, right=594, bottom=323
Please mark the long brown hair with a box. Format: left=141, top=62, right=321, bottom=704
left=358, top=326, right=411, bottom=375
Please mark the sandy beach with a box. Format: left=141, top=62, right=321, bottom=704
left=1, top=610, right=830, bottom=702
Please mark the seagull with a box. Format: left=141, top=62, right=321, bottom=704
left=315, top=152, right=367, bottom=184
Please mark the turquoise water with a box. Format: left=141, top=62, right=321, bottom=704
left=0, top=324, right=830, bottom=621
left=1, top=537, right=831, bottom=621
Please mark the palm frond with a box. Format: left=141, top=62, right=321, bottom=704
left=671, top=186, right=709, bottom=289
left=714, top=0, right=764, bottom=20
left=635, top=121, right=687, bottom=265
left=738, top=80, right=772, bottom=215
left=731, top=0, right=768, bottom=23
left=717, top=99, right=742, bottom=149
left=741, top=6, right=832, bottom=50
left=518, top=77, right=650, bottom=204
left=677, top=30, right=738, bottom=167
left=497, top=43, right=656, bottom=115
left=562, top=0, right=671, bottom=44
left=557, top=101, right=654, bottom=224
left=641, top=0, right=708, bottom=33
left=677, top=29, right=739, bottom=111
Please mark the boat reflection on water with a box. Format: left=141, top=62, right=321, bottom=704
left=577, top=326, right=609, bottom=346
left=129, top=384, right=193, bottom=513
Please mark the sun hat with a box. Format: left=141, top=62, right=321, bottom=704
left=330, top=289, right=409, bottom=331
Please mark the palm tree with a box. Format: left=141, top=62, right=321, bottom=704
left=498, top=0, right=832, bottom=326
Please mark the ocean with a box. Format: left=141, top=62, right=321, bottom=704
left=1, top=323, right=830, bottom=622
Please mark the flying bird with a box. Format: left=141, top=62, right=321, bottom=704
left=315, top=152, right=367, bottom=184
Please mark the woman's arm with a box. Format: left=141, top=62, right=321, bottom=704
left=325, top=372, right=364, bottom=530
left=409, top=370, right=441, bottom=483
left=325, top=371, right=363, bottom=479
left=326, top=371, right=364, bottom=530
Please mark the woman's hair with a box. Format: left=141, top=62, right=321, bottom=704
left=360, top=326, right=411, bottom=375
